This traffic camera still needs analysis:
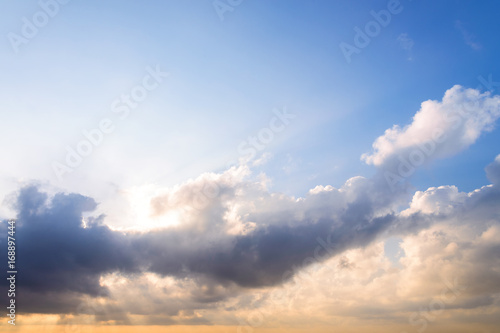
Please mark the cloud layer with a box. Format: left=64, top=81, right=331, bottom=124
left=1, top=166, right=401, bottom=315
left=1, top=85, right=499, bottom=329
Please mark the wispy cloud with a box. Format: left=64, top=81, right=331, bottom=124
left=397, top=33, right=414, bottom=60
left=455, top=20, right=482, bottom=50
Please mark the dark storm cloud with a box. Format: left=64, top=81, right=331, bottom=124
left=5, top=157, right=497, bottom=316
left=0, top=179, right=398, bottom=314
left=138, top=213, right=394, bottom=288
left=0, top=158, right=500, bottom=316
left=1, top=186, right=139, bottom=313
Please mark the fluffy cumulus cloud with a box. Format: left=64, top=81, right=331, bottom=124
left=224, top=167, right=500, bottom=332
left=362, top=85, right=500, bottom=168
left=401, top=185, right=468, bottom=216
left=1, top=86, right=499, bottom=330
left=135, top=170, right=401, bottom=290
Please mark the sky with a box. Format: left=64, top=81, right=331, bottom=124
left=1, top=0, right=500, bottom=332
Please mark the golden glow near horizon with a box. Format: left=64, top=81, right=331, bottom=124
left=3, top=224, right=500, bottom=332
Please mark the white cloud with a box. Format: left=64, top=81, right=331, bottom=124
left=401, top=185, right=468, bottom=216
left=362, top=85, right=500, bottom=168
left=397, top=33, right=414, bottom=51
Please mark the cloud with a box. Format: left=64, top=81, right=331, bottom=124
left=1, top=86, right=499, bottom=328
left=0, top=186, right=139, bottom=314
left=362, top=85, right=500, bottom=170
left=486, top=154, right=500, bottom=185
left=0, top=164, right=402, bottom=317
left=397, top=33, right=414, bottom=51
left=138, top=167, right=410, bottom=289
left=225, top=171, right=500, bottom=331
left=397, top=33, right=414, bottom=60
left=401, top=185, right=467, bottom=216
left=5, top=151, right=498, bottom=325
left=455, top=20, right=482, bottom=50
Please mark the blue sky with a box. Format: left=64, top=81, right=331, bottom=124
left=2, top=0, right=500, bottom=202
left=1, top=1, right=500, bottom=331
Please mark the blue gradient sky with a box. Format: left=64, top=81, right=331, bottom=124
left=2, top=1, right=500, bottom=203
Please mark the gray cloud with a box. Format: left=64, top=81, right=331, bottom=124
left=486, top=154, right=500, bottom=185
left=0, top=171, right=401, bottom=315
left=0, top=186, right=139, bottom=313
left=5, top=157, right=497, bottom=317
